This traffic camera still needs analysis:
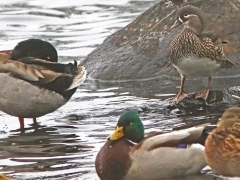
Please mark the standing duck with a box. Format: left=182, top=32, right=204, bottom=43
left=205, top=107, right=240, bottom=177
left=0, top=42, right=86, bottom=130
left=95, top=111, right=214, bottom=180
left=168, top=5, right=236, bottom=102
left=0, top=39, right=59, bottom=128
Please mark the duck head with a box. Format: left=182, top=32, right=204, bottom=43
left=11, top=39, right=58, bottom=62
left=171, top=5, right=208, bottom=35
left=108, top=111, right=144, bottom=143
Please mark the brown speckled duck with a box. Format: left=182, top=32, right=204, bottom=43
left=0, top=41, right=86, bottom=130
left=168, top=5, right=236, bottom=102
left=205, top=107, right=240, bottom=177
left=95, top=111, right=214, bottom=180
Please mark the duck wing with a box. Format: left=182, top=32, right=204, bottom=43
left=198, top=32, right=237, bottom=68
left=136, top=125, right=210, bottom=152
left=0, top=54, right=71, bottom=84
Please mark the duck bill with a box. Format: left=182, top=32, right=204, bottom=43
left=108, top=126, right=124, bottom=140
left=171, top=19, right=182, bottom=29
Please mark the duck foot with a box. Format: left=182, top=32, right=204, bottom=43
left=195, top=89, right=209, bottom=100
left=172, top=92, right=188, bottom=103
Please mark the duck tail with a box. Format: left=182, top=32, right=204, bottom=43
left=196, top=124, right=216, bottom=146
left=221, top=59, right=237, bottom=69
left=66, top=64, right=87, bottom=90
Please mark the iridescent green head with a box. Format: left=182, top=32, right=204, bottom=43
left=108, top=111, right=144, bottom=143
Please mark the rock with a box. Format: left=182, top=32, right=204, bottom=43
left=83, top=0, right=240, bottom=82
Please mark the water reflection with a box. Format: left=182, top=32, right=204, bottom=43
left=0, top=125, right=93, bottom=178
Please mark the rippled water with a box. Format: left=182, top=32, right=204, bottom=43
left=0, top=1, right=236, bottom=180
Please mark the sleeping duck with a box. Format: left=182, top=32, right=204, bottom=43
left=0, top=42, right=86, bottom=130
left=95, top=111, right=215, bottom=180
left=0, top=39, right=60, bottom=128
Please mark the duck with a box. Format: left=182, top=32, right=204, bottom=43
left=0, top=39, right=59, bottom=128
left=168, top=5, right=236, bottom=102
left=95, top=111, right=214, bottom=180
left=205, top=106, right=240, bottom=177
left=0, top=45, right=86, bottom=130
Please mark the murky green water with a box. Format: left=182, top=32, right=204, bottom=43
left=0, top=1, right=237, bottom=180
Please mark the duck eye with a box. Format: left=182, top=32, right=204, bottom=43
left=184, top=13, right=188, bottom=17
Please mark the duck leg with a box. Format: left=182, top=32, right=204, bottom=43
left=18, top=117, right=26, bottom=133
left=173, top=75, right=187, bottom=102
left=32, top=117, right=40, bottom=129
left=33, top=117, right=37, bottom=125
left=18, top=117, right=24, bottom=129
left=195, top=77, right=211, bottom=100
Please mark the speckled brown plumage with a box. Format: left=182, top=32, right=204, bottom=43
left=205, top=107, right=240, bottom=177
left=169, top=28, right=229, bottom=65
left=168, top=5, right=236, bottom=102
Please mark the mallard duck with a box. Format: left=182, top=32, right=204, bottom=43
left=0, top=51, right=86, bottom=130
left=95, top=111, right=213, bottom=180
left=168, top=5, right=236, bottom=102
left=205, top=107, right=240, bottom=177
left=0, top=39, right=59, bottom=128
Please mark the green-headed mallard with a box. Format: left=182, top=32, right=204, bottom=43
left=168, top=5, right=236, bottom=102
left=95, top=111, right=213, bottom=180
left=205, top=106, right=240, bottom=177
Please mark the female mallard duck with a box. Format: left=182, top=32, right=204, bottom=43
left=205, top=107, right=240, bottom=177
left=0, top=49, right=86, bottom=130
left=0, top=39, right=59, bottom=128
left=95, top=111, right=214, bottom=180
left=168, top=5, right=236, bottom=102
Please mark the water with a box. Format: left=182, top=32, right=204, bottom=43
left=0, top=1, right=236, bottom=180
